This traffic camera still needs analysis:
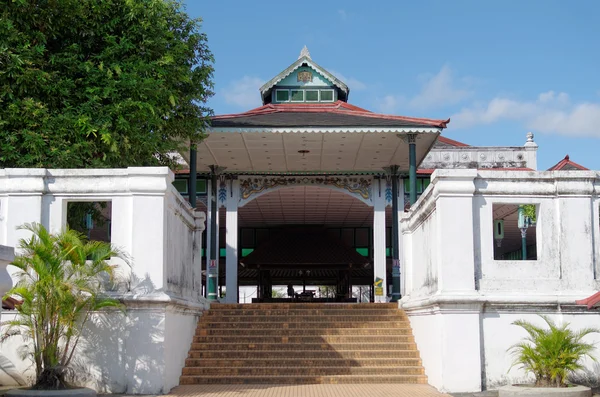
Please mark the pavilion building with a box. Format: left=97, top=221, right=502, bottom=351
left=3, top=47, right=599, bottom=395
left=173, top=46, right=537, bottom=303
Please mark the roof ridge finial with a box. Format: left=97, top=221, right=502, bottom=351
left=299, top=45, right=311, bottom=60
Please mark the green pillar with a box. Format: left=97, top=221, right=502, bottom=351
left=207, top=166, right=218, bottom=301
left=188, top=145, right=197, bottom=208
left=408, top=134, right=417, bottom=205
left=521, top=230, right=528, bottom=260
left=390, top=165, right=401, bottom=302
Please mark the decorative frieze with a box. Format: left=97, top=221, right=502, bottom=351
left=422, top=148, right=531, bottom=170
left=238, top=176, right=372, bottom=204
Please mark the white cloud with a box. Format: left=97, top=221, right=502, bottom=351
left=220, top=76, right=264, bottom=109
left=375, top=95, right=406, bottom=114
left=452, top=90, right=600, bottom=137
left=409, top=65, right=473, bottom=109
left=338, top=9, right=347, bottom=20
left=373, top=65, right=473, bottom=113
left=328, top=69, right=367, bottom=91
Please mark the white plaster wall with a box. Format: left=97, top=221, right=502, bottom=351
left=0, top=302, right=206, bottom=393
left=163, top=310, right=201, bottom=392
left=165, top=185, right=202, bottom=302
left=406, top=312, right=443, bottom=388
left=401, top=169, right=600, bottom=393
left=0, top=168, right=208, bottom=393
left=481, top=309, right=600, bottom=389
left=404, top=207, right=437, bottom=297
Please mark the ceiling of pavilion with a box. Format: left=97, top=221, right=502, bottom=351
left=195, top=130, right=437, bottom=174
left=208, top=185, right=394, bottom=228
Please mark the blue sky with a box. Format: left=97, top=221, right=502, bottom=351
left=185, top=0, right=600, bottom=170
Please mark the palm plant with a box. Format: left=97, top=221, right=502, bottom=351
left=1, top=223, right=126, bottom=390
left=509, top=315, right=598, bottom=387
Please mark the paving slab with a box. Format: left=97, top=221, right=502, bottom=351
left=166, top=384, right=451, bottom=397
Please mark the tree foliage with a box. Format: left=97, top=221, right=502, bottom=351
left=1, top=223, right=127, bottom=389
left=0, top=0, right=214, bottom=168
left=509, top=315, right=598, bottom=387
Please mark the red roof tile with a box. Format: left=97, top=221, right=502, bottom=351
left=547, top=155, right=589, bottom=171
left=212, top=101, right=450, bottom=129
left=437, top=136, right=469, bottom=147
left=576, top=291, right=600, bottom=309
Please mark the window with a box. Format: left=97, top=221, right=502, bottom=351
left=290, top=89, right=304, bottom=102
left=492, top=204, right=538, bottom=260
left=276, top=90, right=289, bottom=102
left=305, top=90, right=319, bottom=102
left=172, top=178, right=207, bottom=195
left=172, top=179, right=187, bottom=194
left=404, top=177, right=430, bottom=194
left=67, top=201, right=112, bottom=243
left=320, top=89, right=334, bottom=102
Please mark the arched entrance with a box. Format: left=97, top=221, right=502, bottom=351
left=236, top=185, right=374, bottom=303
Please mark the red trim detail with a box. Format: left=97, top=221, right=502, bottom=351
left=438, top=136, right=469, bottom=147
left=212, top=101, right=450, bottom=128
left=576, top=291, right=600, bottom=309
left=547, top=154, right=589, bottom=171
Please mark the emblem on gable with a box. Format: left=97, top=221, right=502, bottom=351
left=297, top=71, right=313, bottom=82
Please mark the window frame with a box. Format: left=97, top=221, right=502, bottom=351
left=275, top=89, right=290, bottom=102
left=290, top=89, right=305, bottom=102
left=305, top=89, right=319, bottom=102
left=320, top=89, right=334, bottom=102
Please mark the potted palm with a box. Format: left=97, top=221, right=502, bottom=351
left=500, top=315, right=598, bottom=396
left=1, top=223, right=126, bottom=396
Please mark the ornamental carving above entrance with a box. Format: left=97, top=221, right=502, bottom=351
left=239, top=176, right=372, bottom=204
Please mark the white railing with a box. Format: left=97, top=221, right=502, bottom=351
left=0, top=167, right=206, bottom=305
left=401, top=168, right=600, bottom=302
left=164, top=183, right=204, bottom=302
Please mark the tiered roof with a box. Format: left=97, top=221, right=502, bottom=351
left=211, top=101, right=449, bottom=129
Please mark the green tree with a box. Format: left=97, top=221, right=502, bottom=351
left=0, top=0, right=214, bottom=168
left=1, top=223, right=127, bottom=389
left=509, top=315, right=598, bottom=387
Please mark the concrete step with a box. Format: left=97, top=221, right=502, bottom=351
left=198, top=316, right=410, bottom=328
left=184, top=357, right=422, bottom=367
left=182, top=366, right=425, bottom=376
left=194, top=327, right=414, bottom=336
left=192, top=335, right=415, bottom=344
left=180, top=304, right=425, bottom=386
left=179, top=374, right=428, bottom=385
left=190, top=342, right=418, bottom=351
left=211, top=303, right=399, bottom=310
left=188, top=349, right=422, bottom=359
left=204, top=309, right=407, bottom=317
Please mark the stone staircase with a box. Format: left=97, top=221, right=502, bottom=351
left=179, top=303, right=427, bottom=385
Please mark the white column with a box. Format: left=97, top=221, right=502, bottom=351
left=0, top=169, right=45, bottom=249
left=373, top=179, right=387, bottom=302
left=524, top=132, right=538, bottom=170
left=434, top=170, right=477, bottom=292
left=396, top=178, right=405, bottom=297
left=205, top=179, right=212, bottom=298
left=225, top=179, right=239, bottom=303
left=128, top=169, right=170, bottom=292
left=192, top=210, right=206, bottom=302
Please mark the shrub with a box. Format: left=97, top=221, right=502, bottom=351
left=1, top=223, right=127, bottom=389
left=509, top=315, right=598, bottom=387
